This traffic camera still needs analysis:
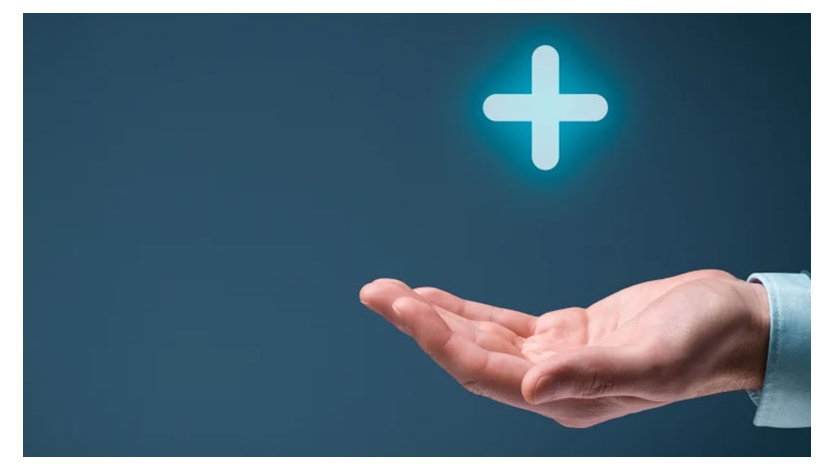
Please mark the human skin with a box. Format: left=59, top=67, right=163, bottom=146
left=358, top=269, right=770, bottom=428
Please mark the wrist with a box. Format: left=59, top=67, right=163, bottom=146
left=739, top=280, right=771, bottom=390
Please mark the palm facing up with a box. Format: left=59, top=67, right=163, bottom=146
left=359, top=269, right=769, bottom=427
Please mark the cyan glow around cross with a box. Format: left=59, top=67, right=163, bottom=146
left=483, top=45, right=608, bottom=170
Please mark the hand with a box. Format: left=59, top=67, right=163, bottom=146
left=358, top=269, right=770, bottom=428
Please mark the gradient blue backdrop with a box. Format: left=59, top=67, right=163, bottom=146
left=24, top=14, right=810, bottom=456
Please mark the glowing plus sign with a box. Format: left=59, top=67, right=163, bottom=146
left=483, top=45, right=608, bottom=170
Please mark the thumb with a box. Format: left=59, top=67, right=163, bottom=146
left=521, top=346, right=651, bottom=404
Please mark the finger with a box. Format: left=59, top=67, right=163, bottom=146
left=391, top=296, right=532, bottom=405
left=360, top=278, right=455, bottom=333
left=360, top=279, right=522, bottom=356
left=360, top=280, right=531, bottom=402
left=521, top=346, right=654, bottom=404
left=391, top=296, right=454, bottom=357
left=414, top=286, right=536, bottom=337
left=438, top=312, right=523, bottom=356
left=359, top=279, right=416, bottom=333
left=435, top=308, right=525, bottom=355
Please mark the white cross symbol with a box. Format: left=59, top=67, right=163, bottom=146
left=483, top=45, right=608, bottom=170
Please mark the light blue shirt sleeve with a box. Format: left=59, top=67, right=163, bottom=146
left=745, top=271, right=811, bottom=428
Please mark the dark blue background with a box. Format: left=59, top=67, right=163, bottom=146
left=24, top=14, right=810, bottom=456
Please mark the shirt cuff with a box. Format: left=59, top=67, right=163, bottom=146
left=745, top=272, right=811, bottom=428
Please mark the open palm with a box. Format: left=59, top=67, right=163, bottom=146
left=359, top=269, right=768, bottom=427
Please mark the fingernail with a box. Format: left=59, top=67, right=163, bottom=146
left=532, top=375, right=555, bottom=404
left=358, top=283, right=377, bottom=302
left=391, top=299, right=414, bottom=335
left=391, top=298, right=407, bottom=319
